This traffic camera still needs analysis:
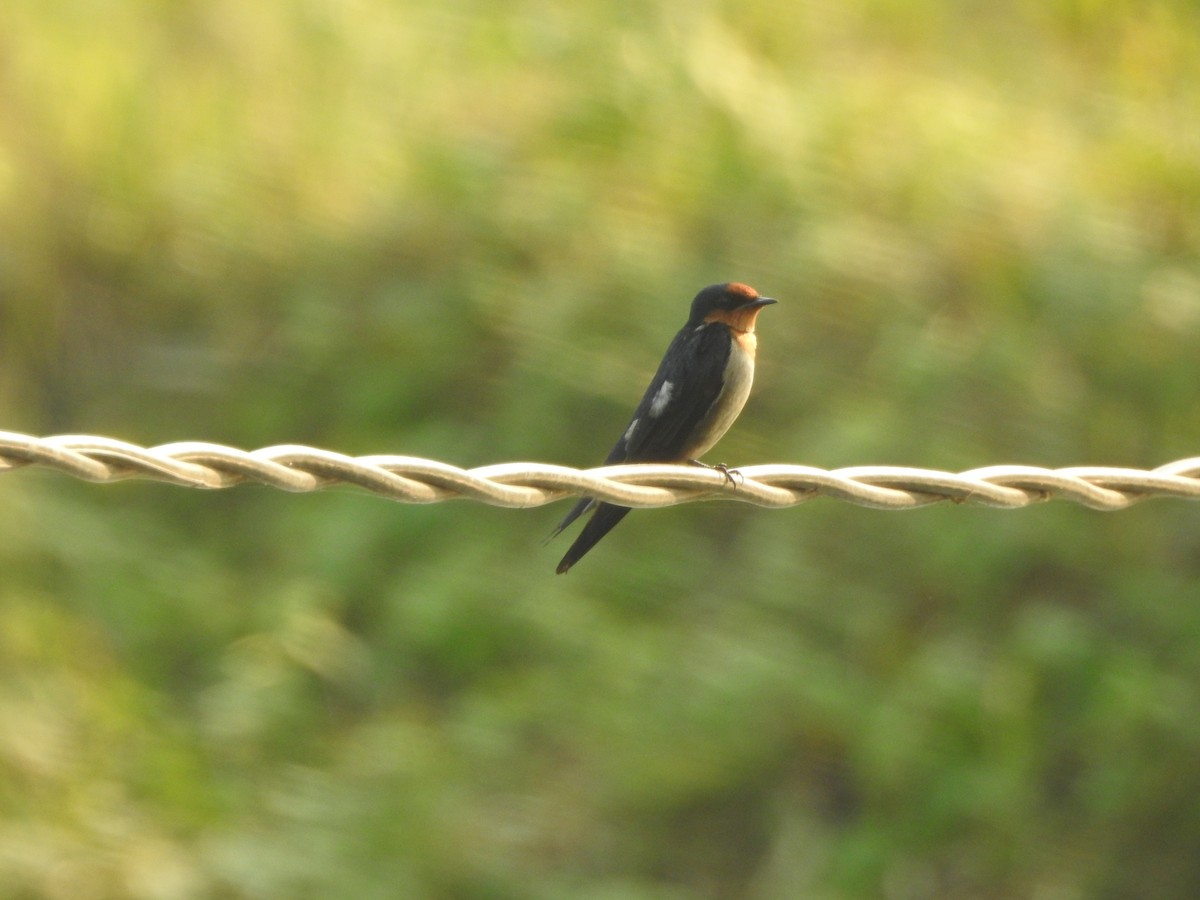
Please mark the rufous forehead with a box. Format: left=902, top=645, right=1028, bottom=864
left=727, top=282, right=759, bottom=298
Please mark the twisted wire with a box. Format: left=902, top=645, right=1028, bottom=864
left=2, top=431, right=1199, bottom=511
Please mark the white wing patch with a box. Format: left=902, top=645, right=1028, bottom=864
left=649, top=381, right=674, bottom=417
left=623, top=418, right=639, bottom=444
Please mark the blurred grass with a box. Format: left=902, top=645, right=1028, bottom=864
left=3, top=0, right=1200, bottom=897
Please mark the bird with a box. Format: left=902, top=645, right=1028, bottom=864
left=550, top=282, right=777, bottom=573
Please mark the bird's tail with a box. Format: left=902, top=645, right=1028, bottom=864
left=553, top=502, right=631, bottom=574
left=545, top=496, right=594, bottom=545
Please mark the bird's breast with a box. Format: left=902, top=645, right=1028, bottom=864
left=682, top=331, right=756, bottom=459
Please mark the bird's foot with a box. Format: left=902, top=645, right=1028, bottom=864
left=688, top=459, right=742, bottom=489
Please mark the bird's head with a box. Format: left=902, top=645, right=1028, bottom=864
left=689, top=282, right=777, bottom=332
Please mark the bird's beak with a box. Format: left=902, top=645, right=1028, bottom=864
left=739, top=296, right=777, bottom=310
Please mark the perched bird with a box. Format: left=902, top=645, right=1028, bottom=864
left=550, top=282, right=777, bottom=573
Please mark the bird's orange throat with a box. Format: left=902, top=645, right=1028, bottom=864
left=704, top=305, right=766, bottom=335
left=704, top=307, right=764, bottom=355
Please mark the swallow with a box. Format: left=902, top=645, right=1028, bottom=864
left=550, top=282, right=777, bottom=573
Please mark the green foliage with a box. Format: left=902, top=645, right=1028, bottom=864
left=2, top=0, right=1200, bottom=896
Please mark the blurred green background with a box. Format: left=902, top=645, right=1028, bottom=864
left=3, top=1, right=1200, bottom=897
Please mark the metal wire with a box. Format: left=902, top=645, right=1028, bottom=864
left=2, top=431, right=1199, bottom=511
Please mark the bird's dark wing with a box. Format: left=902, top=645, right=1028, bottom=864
left=610, top=321, right=731, bottom=463
left=549, top=322, right=731, bottom=571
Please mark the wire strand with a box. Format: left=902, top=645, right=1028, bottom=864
left=2, top=431, right=1199, bottom=511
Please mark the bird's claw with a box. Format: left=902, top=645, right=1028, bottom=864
left=688, top=459, right=743, bottom=489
